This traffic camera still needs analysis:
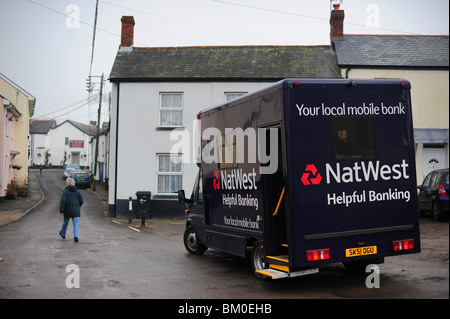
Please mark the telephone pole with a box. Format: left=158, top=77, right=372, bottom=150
left=93, top=73, right=104, bottom=191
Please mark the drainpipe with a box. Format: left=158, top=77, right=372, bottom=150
left=345, top=68, right=352, bottom=79
left=113, top=82, right=120, bottom=217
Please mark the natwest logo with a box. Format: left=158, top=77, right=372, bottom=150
left=326, top=159, right=409, bottom=184
left=213, top=168, right=258, bottom=190
left=213, top=171, right=221, bottom=190
left=301, top=164, right=322, bottom=185
left=301, top=159, right=410, bottom=186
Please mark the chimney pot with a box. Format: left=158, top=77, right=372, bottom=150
left=330, top=4, right=344, bottom=39
left=120, top=16, right=135, bottom=49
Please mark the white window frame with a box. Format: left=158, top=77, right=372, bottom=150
left=159, top=92, right=183, bottom=127
left=225, top=92, right=247, bottom=102
left=156, top=153, right=183, bottom=195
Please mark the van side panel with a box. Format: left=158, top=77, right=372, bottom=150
left=200, top=87, right=284, bottom=256
left=283, top=80, right=420, bottom=267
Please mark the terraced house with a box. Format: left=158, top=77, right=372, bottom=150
left=108, top=16, right=341, bottom=218
left=0, top=73, right=35, bottom=200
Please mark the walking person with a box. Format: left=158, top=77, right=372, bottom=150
left=59, top=177, right=83, bottom=242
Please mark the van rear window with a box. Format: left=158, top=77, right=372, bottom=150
left=332, top=116, right=377, bottom=160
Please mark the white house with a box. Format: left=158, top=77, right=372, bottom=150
left=89, top=122, right=110, bottom=185
left=29, top=119, right=97, bottom=169
left=108, top=16, right=341, bottom=218
left=28, top=119, right=56, bottom=167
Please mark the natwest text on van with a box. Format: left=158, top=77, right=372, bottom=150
left=219, top=168, right=258, bottom=190
left=178, top=78, right=421, bottom=280
left=325, top=159, right=410, bottom=184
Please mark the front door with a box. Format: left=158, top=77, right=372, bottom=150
left=261, top=126, right=286, bottom=255
left=423, top=145, right=446, bottom=178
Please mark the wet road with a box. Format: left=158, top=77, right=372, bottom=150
left=0, top=171, right=448, bottom=301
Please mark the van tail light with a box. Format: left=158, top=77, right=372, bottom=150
left=86, top=172, right=89, bottom=177
left=438, top=184, right=447, bottom=197
left=306, top=248, right=330, bottom=262
left=393, top=239, right=414, bottom=252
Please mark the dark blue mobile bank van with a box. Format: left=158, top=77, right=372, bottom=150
left=178, top=78, right=421, bottom=280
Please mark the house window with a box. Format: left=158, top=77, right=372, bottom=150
left=219, top=134, right=237, bottom=169
left=160, top=93, right=183, bottom=126
left=225, top=92, right=247, bottom=102
left=157, top=154, right=182, bottom=194
left=65, top=137, right=69, bottom=145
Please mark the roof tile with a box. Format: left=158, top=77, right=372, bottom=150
left=333, top=35, right=449, bottom=68
left=110, top=45, right=341, bottom=81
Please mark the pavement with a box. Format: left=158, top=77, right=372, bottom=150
left=0, top=170, right=108, bottom=228
left=0, top=173, right=45, bottom=227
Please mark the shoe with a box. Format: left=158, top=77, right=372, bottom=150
left=59, top=231, right=65, bottom=239
left=74, top=237, right=79, bottom=243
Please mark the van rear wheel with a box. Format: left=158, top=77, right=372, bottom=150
left=183, top=225, right=207, bottom=255
left=251, top=241, right=268, bottom=279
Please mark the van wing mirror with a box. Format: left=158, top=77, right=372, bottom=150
left=178, top=189, right=193, bottom=204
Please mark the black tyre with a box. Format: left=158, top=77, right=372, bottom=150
left=433, top=203, right=444, bottom=222
left=183, top=225, right=207, bottom=255
left=250, top=241, right=268, bottom=280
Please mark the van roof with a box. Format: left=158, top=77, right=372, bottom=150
left=198, top=78, right=410, bottom=118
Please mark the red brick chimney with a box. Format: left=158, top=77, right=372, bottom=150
left=330, top=3, right=344, bottom=39
left=120, top=16, right=135, bottom=48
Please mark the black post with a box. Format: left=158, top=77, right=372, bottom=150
left=141, top=209, right=146, bottom=228
left=128, top=196, right=132, bottom=224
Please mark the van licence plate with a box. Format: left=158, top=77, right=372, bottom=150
left=345, top=246, right=377, bottom=257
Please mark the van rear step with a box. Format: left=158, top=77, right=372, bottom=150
left=265, top=255, right=289, bottom=266
left=257, top=255, right=318, bottom=279
left=255, top=267, right=318, bottom=279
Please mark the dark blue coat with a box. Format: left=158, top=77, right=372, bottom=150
left=59, top=185, right=83, bottom=218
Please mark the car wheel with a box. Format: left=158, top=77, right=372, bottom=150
left=433, top=203, right=444, bottom=222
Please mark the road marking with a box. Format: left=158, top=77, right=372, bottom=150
left=128, top=226, right=141, bottom=232
left=111, top=220, right=121, bottom=225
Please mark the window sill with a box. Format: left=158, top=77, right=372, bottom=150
left=152, top=194, right=178, bottom=200
left=156, top=126, right=185, bottom=131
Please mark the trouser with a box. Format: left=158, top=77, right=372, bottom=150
left=61, top=217, right=79, bottom=238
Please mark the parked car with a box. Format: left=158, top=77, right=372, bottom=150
left=418, top=168, right=449, bottom=221
left=63, top=168, right=77, bottom=180
left=71, top=171, right=91, bottom=189
left=68, top=163, right=80, bottom=170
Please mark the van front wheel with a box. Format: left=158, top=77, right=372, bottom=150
left=183, top=225, right=207, bottom=255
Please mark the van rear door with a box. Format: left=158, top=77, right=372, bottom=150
left=282, top=79, right=420, bottom=268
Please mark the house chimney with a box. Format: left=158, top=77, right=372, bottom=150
left=120, top=16, right=135, bottom=49
left=330, top=3, right=344, bottom=39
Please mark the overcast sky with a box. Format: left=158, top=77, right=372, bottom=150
left=0, top=0, right=448, bottom=125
